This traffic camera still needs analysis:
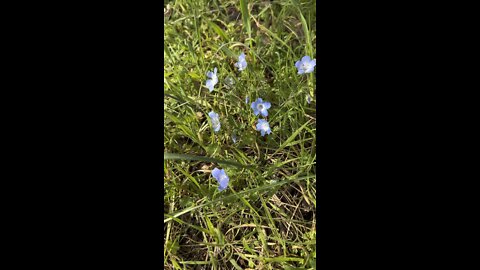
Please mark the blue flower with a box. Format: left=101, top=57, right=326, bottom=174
left=295, top=56, right=316, bottom=74
left=205, top=67, right=218, bottom=92
left=212, top=168, right=229, bottom=191
left=256, top=119, right=272, bottom=137
left=251, top=98, right=271, bottom=117
left=245, top=96, right=249, bottom=104
left=234, top=52, right=247, bottom=71
left=306, top=94, right=312, bottom=104
left=208, top=111, right=221, bottom=132
left=232, top=133, right=237, bottom=143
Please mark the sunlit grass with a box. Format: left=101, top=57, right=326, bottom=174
left=164, top=0, right=316, bottom=268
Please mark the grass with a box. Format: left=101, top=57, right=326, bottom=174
left=164, top=0, right=316, bottom=269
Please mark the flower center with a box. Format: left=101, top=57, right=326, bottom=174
left=257, top=104, right=264, bottom=110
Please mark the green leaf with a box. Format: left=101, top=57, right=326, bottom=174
left=229, top=259, right=244, bottom=270
left=208, top=21, right=228, bottom=41
left=187, top=72, right=201, bottom=80
left=220, top=46, right=238, bottom=59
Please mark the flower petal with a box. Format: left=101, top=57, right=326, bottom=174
left=206, top=80, right=216, bottom=91
left=219, top=177, right=229, bottom=187
left=301, top=55, right=311, bottom=62
left=213, top=169, right=229, bottom=191
left=210, top=113, right=217, bottom=119
left=305, top=65, right=315, bottom=73
left=261, top=109, right=268, bottom=117
left=206, top=79, right=213, bottom=88
left=212, top=168, right=221, bottom=179
left=263, top=102, right=271, bottom=109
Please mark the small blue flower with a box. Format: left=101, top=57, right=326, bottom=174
left=256, top=119, right=272, bottom=137
left=205, top=67, right=218, bottom=92
left=234, top=52, right=247, bottom=71
left=295, top=56, right=316, bottom=74
left=306, top=94, right=312, bottom=104
left=245, top=96, right=249, bottom=104
left=251, top=98, right=271, bottom=117
left=212, top=168, right=229, bottom=191
left=208, top=111, right=221, bottom=132
left=232, top=133, right=237, bottom=143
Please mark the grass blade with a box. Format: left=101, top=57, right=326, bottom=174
left=273, top=120, right=313, bottom=155
left=239, top=0, right=255, bottom=62
left=296, top=4, right=313, bottom=57
left=208, top=21, right=229, bottom=41
left=239, top=0, right=251, bottom=41
left=164, top=152, right=256, bottom=170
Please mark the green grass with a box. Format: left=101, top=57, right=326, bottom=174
left=164, top=0, right=316, bottom=269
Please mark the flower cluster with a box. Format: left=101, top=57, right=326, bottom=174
left=204, top=53, right=315, bottom=191
left=251, top=98, right=272, bottom=136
